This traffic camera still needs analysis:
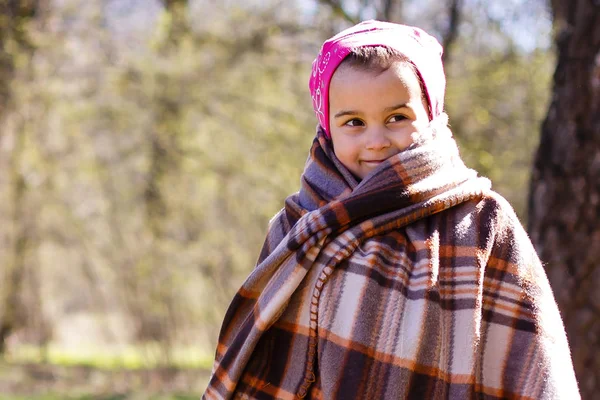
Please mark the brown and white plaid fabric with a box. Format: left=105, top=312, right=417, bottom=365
left=203, top=117, right=579, bottom=399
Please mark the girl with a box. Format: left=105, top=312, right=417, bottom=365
left=203, top=21, right=579, bottom=399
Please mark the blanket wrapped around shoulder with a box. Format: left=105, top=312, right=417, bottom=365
left=203, top=116, right=579, bottom=400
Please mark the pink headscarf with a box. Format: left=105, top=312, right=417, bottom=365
left=309, top=20, right=446, bottom=138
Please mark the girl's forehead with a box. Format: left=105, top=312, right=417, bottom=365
left=332, top=60, right=414, bottom=80
left=329, top=63, right=424, bottom=103
left=330, top=62, right=423, bottom=99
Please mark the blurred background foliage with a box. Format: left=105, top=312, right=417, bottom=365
left=0, top=0, right=554, bottom=397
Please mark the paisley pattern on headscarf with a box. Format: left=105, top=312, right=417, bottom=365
left=309, top=20, right=446, bottom=137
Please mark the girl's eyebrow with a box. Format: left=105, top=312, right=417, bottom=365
left=334, top=110, right=359, bottom=118
left=384, top=103, right=409, bottom=112
left=334, top=103, right=410, bottom=119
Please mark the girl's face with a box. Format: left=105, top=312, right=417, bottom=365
left=328, top=61, right=430, bottom=180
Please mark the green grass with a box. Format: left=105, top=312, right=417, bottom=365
left=0, top=346, right=212, bottom=398
left=0, top=395, right=199, bottom=400
left=5, top=344, right=213, bottom=371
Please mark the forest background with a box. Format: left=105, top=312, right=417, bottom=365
left=0, top=0, right=595, bottom=398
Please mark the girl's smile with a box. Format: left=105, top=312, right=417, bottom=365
left=328, top=61, right=430, bottom=179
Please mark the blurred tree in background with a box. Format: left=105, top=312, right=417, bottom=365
left=0, top=0, right=593, bottom=397
left=0, top=0, right=50, bottom=356
left=528, top=0, right=600, bottom=397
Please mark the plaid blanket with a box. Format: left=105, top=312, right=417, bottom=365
left=203, top=117, right=579, bottom=399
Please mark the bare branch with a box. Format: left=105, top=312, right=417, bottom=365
left=160, top=0, right=189, bottom=11
left=377, top=0, right=398, bottom=21
left=319, top=0, right=360, bottom=25
left=442, top=0, right=463, bottom=64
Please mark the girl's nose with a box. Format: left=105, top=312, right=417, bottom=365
left=365, top=127, right=391, bottom=150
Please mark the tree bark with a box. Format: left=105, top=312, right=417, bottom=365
left=527, top=0, right=600, bottom=396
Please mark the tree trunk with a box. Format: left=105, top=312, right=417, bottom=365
left=376, top=0, right=402, bottom=21
left=0, top=0, right=42, bottom=127
left=160, top=0, right=189, bottom=46
left=527, top=0, right=600, bottom=396
left=132, top=0, right=191, bottom=360
left=145, top=1, right=189, bottom=234
left=0, top=0, right=44, bottom=355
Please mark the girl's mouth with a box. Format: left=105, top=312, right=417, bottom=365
left=361, top=159, right=386, bottom=166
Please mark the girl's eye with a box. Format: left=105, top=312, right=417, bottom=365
left=388, top=114, right=408, bottom=123
left=344, top=118, right=365, bottom=127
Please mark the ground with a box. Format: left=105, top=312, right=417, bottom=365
left=0, top=362, right=211, bottom=399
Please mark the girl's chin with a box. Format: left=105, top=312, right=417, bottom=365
left=352, top=160, right=386, bottom=179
